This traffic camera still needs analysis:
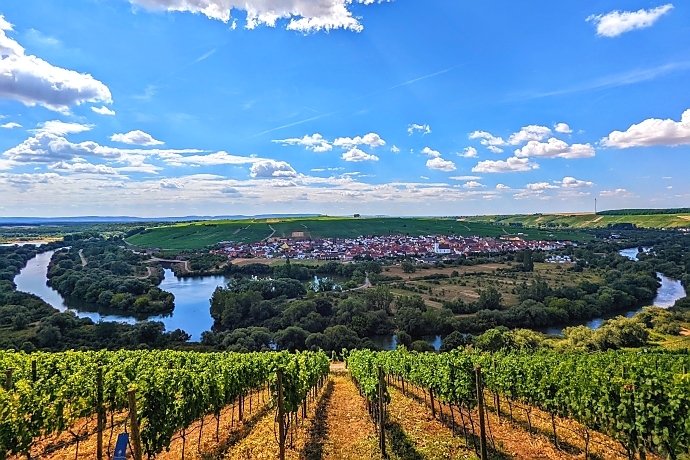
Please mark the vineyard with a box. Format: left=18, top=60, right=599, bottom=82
left=1, top=348, right=690, bottom=460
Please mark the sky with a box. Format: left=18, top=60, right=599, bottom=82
left=0, top=0, right=689, bottom=217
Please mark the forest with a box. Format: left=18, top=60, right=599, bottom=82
left=47, top=238, right=174, bottom=315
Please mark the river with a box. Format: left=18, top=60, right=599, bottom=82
left=13, top=251, right=227, bottom=341
left=541, top=247, right=687, bottom=335
left=13, top=247, right=686, bottom=345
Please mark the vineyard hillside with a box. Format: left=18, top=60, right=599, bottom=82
left=2, top=348, right=689, bottom=460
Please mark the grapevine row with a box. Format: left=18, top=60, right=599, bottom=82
left=347, top=348, right=690, bottom=459
left=0, top=349, right=329, bottom=459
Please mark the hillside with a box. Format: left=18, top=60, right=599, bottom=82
left=126, top=216, right=589, bottom=251
left=464, top=212, right=690, bottom=229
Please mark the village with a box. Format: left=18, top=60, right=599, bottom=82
left=213, top=234, right=572, bottom=262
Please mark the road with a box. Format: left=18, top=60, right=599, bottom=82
left=78, top=249, right=88, bottom=266
left=146, top=257, right=191, bottom=272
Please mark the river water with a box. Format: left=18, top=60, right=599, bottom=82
left=13, top=251, right=226, bottom=341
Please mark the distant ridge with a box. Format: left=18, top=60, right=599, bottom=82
left=0, top=214, right=323, bottom=225
left=597, top=208, right=690, bottom=216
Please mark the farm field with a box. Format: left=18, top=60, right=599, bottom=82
left=383, top=262, right=602, bottom=309
left=126, top=216, right=590, bottom=251
left=465, top=212, right=690, bottom=229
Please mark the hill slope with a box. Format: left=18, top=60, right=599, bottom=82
left=126, top=216, right=589, bottom=251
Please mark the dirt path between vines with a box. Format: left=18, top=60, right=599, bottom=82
left=304, top=371, right=381, bottom=460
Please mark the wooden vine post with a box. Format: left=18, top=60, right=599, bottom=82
left=128, top=389, right=143, bottom=460
left=377, top=366, right=387, bottom=459
left=4, top=368, right=13, bottom=390
left=96, top=366, right=104, bottom=460
left=475, top=366, right=488, bottom=460
left=277, top=369, right=286, bottom=460
left=31, top=360, right=37, bottom=382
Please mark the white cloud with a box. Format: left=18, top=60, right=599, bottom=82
left=554, top=123, right=572, bottom=134
left=449, top=175, right=482, bottom=181
left=407, top=124, right=431, bottom=135
left=333, top=132, right=386, bottom=149
left=601, top=109, right=690, bottom=148
left=33, top=120, right=93, bottom=136
left=470, top=130, right=505, bottom=147
left=587, top=4, right=674, bottom=37
left=48, top=160, right=119, bottom=175
left=421, top=147, right=441, bottom=158
left=128, top=0, right=392, bottom=33
left=458, top=147, right=478, bottom=158
left=487, top=146, right=503, bottom=154
left=249, top=159, right=297, bottom=178
left=162, top=151, right=260, bottom=166
left=111, top=130, right=164, bottom=146
left=496, top=184, right=510, bottom=190
left=426, top=157, right=456, bottom=172
left=600, top=188, right=634, bottom=197
left=160, top=179, right=184, bottom=189
left=472, top=157, right=539, bottom=173
left=390, top=145, right=400, bottom=153
left=420, top=175, right=429, bottom=180
left=507, top=125, right=551, bottom=145
left=0, top=18, right=111, bottom=112
left=1, top=122, right=21, bottom=129
left=526, top=182, right=559, bottom=191
left=514, top=138, right=595, bottom=159
left=462, top=181, right=485, bottom=189
left=92, top=106, right=116, bottom=116
left=273, top=133, right=332, bottom=152
left=560, top=176, right=595, bottom=188
left=342, top=148, right=379, bottom=162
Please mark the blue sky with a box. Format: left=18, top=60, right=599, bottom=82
left=0, top=0, right=689, bottom=217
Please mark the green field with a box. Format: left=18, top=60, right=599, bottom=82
left=126, top=216, right=590, bottom=251
left=464, top=213, right=690, bottom=229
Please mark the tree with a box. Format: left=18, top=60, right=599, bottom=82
left=274, top=326, right=309, bottom=351
left=396, top=331, right=412, bottom=348
left=12, top=313, right=28, bottom=331
left=410, top=340, right=435, bottom=352
left=477, top=286, right=503, bottom=310
left=440, top=331, right=470, bottom=352
left=473, top=328, right=513, bottom=352
left=401, top=260, right=416, bottom=273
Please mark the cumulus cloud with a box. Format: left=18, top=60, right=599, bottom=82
left=159, top=179, right=184, bottom=189
left=560, top=176, right=595, bottom=188
left=390, top=145, right=400, bottom=153
left=0, top=16, right=112, bottom=112
left=526, top=182, right=559, bottom=191
left=421, top=147, right=441, bottom=158
left=127, top=0, right=392, bottom=33
left=426, top=157, right=456, bottom=172
left=273, top=133, right=332, bottom=152
left=1, top=122, right=21, bottom=129
left=458, top=147, right=478, bottom=158
left=496, top=184, right=510, bottom=190
left=111, top=130, right=164, bottom=146
left=587, top=4, right=673, bottom=37
left=342, top=148, right=379, bottom=162
left=514, top=138, right=595, bottom=159
left=92, top=106, right=116, bottom=116
left=601, top=109, right=690, bottom=148
left=470, top=130, right=505, bottom=147
left=507, top=125, right=551, bottom=145
left=249, top=159, right=297, bottom=178
left=554, top=123, right=572, bottom=134
left=407, top=124, right=431, bottom=135
left=333, top=132, right=386, bottom=149
left=48, top=160, right=119, bottom=175
left=462, top=181, right=485, bottom=189
left=472, top=157, right=539, bottom=173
